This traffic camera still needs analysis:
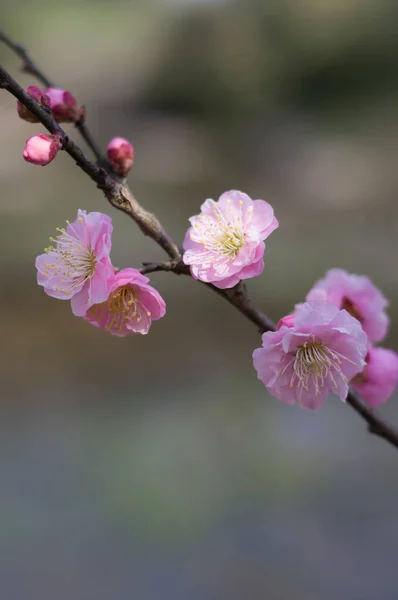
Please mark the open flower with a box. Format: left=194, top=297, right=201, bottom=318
left=352, top=345, right=398, bottom=408
left=85, top=268, right=166, bottom=336
left=183, top=190, right=278, bottom=289
left=35, top=210, right=114, bottom=316
left=306, top=269, right=389, bottom=343
left=253, top=301, right=367, bottom=409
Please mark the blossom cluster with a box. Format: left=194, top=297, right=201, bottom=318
left=253, top=270, right=398, bottom=410
left=35, top=187, right=397, bottom=411
left=179, top=190, right=397, bottom=410
left=18, top=84, right=134, bottom=174
left=36, top=210, right=165, bottom=336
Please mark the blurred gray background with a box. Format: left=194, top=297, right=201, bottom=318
left=1, top=1, right=398, bottom=598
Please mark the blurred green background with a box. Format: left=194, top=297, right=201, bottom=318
left=1, top=0, right=398, bottom=598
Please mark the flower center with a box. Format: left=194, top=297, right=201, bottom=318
left=109, top=286, right=137, bottom=316
left=191, top=201, right=248, bottom=259
left=288, top=338, right=351, bottom=401
left=342, top=297, right=362, bottom=322
left=88, top=285, right=152, bottom=333
left=217, top=229, right=245, bottom=256
left=43, top=220, right=96, bottom=294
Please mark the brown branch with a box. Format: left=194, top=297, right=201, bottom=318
left=141, top=260, right=189, bottom=275
left=141, top=262, right=276, bottom=331
left=0, top=29, right=52, bottom=87
left=1, top=46, right=398, bottom=453
left=139, top=260, right=398, bottom=450
left=0, top=28, right=103, bottom=162
left=0, top=64, right=181, bottom=261
left=346, top=389, right=398, bottom=450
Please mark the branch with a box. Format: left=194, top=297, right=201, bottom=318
left=1, top=43, right=398, bottom=453
left=346, top=389, right=398, bottom=450
left=0, top=28, right=103, bottom=162
left=0, top=29, right=52, bottom=87
left=0, top=64, right=181, bottom=261
left=141, top=261, right=277, bottom=331
left=141, top=260, right=189, bottom=275
left=140, top=261, right=398, bottom=450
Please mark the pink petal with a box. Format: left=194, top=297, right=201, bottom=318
left=71, top=285, right=90, bottom=317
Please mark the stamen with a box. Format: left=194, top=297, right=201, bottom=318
left=290, top=338, right=353, bottom=401
left=190, top=203, right=246, bottom=258
left=42, top=223, right=96, bottom=296
left=94, top=285, right=144, bottom=333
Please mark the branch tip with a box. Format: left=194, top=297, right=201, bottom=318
left=1, top=29, right=398, bottom=453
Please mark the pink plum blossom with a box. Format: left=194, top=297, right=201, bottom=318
left=306, top=268, right=389, bottom=343
left=35, top=210, right=114, bottom=316
left=85, top=268, right=166, bottom=336
left=23, top=133, right=62, bottom=166
left=352, top=345, right=398, bottom=408
left=46, top=87, right=81, bottom=123
left=106, top=137, right=134, bottom=176
left=17, top=85, right=49, bottom=123
left=253, top=301, right=367, bottom=409
left=183, top=190, right=278, bottom=289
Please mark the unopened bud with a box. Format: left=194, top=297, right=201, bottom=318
left=276, top=314, right=295, bottom=330
left=17, top=86, right=49, bottom=123
left=106, top=137, right=134, bottom=177
left=46, top=87, right=80, bottom=123
left=23, top=133, right=62, bottom=166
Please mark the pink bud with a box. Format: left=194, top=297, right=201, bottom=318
left=106, top=137, right=134, bottom=177
left=46, top=87, right=80, bottom=123
left=276, top=314, right=295, bottom=330
left=17, top=86, right=50, bottom=123
left=23, top=133, right=62, bottom=166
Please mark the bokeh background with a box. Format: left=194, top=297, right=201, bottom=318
left=1, top=1, right=398, bottom=598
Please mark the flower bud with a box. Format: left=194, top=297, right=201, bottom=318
left=17, top=86, right=49, bottom=123
left=276, top=314, right=295, bottom=330
left=106, top=137, right=134, bottom=177
left=46, top=87, right=80, bottom=123
left=23, top=133, right=62, bottom=166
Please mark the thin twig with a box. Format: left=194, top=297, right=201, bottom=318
left=74, top=115, right=103, bottom=164
left=138, top=259, right=398, bottom=450
left=141, top=262, right=276, bottom=330
left=1, top=44, right=398, bottom=452
left=0, top=28, right=103, bottom=162
left=141, top=260, right=189, bottom=275
left=0, top=29, right=52, bottom=87
left=0, top=65, right=181, bottom=261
